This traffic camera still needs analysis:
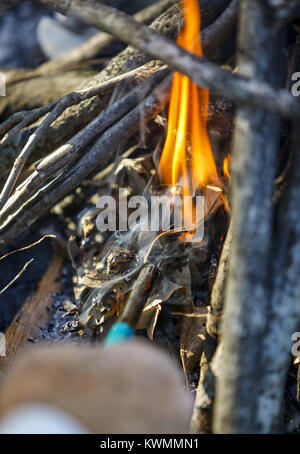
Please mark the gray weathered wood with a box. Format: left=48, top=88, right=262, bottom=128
left=213, top=0, right=284, bottom=433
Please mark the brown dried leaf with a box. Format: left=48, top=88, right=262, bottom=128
left=179, top=305, right=209, bottom=388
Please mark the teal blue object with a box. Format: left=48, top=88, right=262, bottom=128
left=104, top=322, right=135, bottom=348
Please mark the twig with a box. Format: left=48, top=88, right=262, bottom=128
left=0, top=0, right=237, bottom=144
left=3, top=0, right=174, bottom=85
left=0, top=112, right=30, bottom=138
left=4, top=58, right=108, bottom=86
left=0, top=0, right=23, bottom=17
left=0, top=62, right=166, bottom=145
left=36, top=0, right=300, bottom=119
left=0, top=234, right=55, bottom=261
left=1, top=0, right=232, bottom=185
left=120, top=264, right=156, bottom=327
left=201, top=0, right=238, bottom=62
left=32, top=0, right=233, bottom=75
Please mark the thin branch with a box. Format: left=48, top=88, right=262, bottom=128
left=0, top=112, right=30, bottom=138
left=120, top=264, right=156, bottom=327
left=0, top=3, right=180, bottom=192
left=0, top=259, right=33, bottom=296
left=1, top=0, right=232, bottom=184
left=33, top=0, right=176, bottom=74
left=0, top=62, right=165, bottom=145
left=201, top=0, right=238, bottom=62
left=4, top=58, right=107, bottom=86
left=0, top=0, right=237, bottom=142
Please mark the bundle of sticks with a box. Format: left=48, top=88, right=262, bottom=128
left=0, top=0, right=300, bottom=435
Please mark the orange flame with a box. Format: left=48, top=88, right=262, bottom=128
left=159, top=0, right=220, bottom=195
left=223, top=155, right=231, bottom=180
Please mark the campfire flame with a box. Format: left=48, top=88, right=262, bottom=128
left=159, top=0, right=221, bottom=197
left=223, top=155, right=231, bottom=180
left=158, top=0, right=224, bottom=239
